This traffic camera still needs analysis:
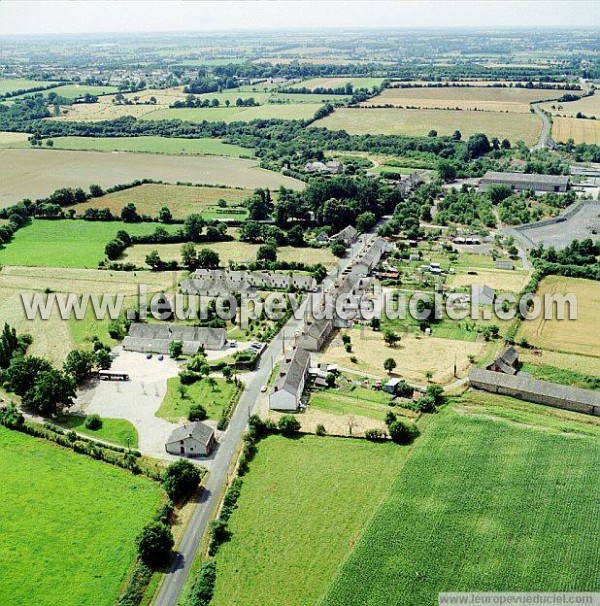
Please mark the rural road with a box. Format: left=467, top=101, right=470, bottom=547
left=152, top=234, right=370, bottom=606
left=531, top=103, right=553, bottom=150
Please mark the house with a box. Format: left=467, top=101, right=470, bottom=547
left=299, top=318, right=333, bottom=351
left=330, top=225, right=358, bottom=246
left=487, top=346, right=519, bottom=375
left=182, top=269, right=317, bottom=294
left=165, top=422, right=216, bottom=457
left=395, top=172, right=423, bottom=196
left=471, top=284, right=495, bottom=306
left=315, top=231, right=330, bottom=244
left=479, top=171, right=570, bottom=194
left=383, top=378, right=401, bottom=394
left=351, top=238, right=388, bottom=276
left=269, top=347, right=311, bottom=411
left=304, top=160, right=344, bottom=174
left=123, top=323, right=226, bottom=355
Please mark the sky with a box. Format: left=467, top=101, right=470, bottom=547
left=0, top=1, right=599, bottom=36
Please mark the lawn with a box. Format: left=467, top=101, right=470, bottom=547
left=156, top=376, right=239, bottom=422
left=208, top=434, right=411, bottom=606
left=0, top=425, right=162, bottom=606
left=0, top=219, right=180, bottom=268
left=309, top=385, right=394, bottom=421
left=321, top=400, right=600, bottom=606
left=318, top=107, right=543, bottom=145
left=74, top=183, right=251, bottom=220
left=551, top=116, right=600, bottom=144
left=57, top=414, right=139, bottom=447
left=48, top=136, right=253, bottom=157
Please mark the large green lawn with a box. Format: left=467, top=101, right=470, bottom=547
left=48, top=136, right=253, bottom=157
left=0, top=426, right=162, bottom=606
left=57, top=414, right=139, bottom=448
left=208, top=434, right=411, bottom=606
left=321, top=399, right=600, bottom=605
left=0, top=219, right=180, bottom=268
left=0, top=78, right=57, bottom=96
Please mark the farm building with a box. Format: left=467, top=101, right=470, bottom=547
left=330, top=225, right=358, bottom=246
left=165, top=421, right=216, bottom=457
left=479, top=171, right=570, bottom=193
left=123, top=323, right=226, bottom=355
left=182, top=269, right=316, bottom=294
left=469, top=368, right=600, bottom=416
left=383, top=378, right=402, bottom=394
left=495, top=260, right=515, bottom=270
left=471, top=284, right=495, bottom=306
left=300, top=317, right=333, bottom=351
left=304, top=160, right=344, bottom=174
left=269, top=347, right=311, bottom=411
left=487, top=346, right=519, bottom=375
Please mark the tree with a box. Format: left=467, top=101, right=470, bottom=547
left=383, top=330, right=401, bottom=347
left=197, top=248, right=220, bottom=269
left=487, top=184, right=513, bottom=205
left=162, top=459, right=202, bottom=501
left=438, top=160, right=457, bottom=182
left=121, top=203, right=141, bottom=223
left=89, top=184, right=104, bottom=197
left=95, top=348, right=112, bottom=370
left=184, top=214, right=205, bottom=242
left=387, top=418, right=419, bottom=444
left=4, top=355, right=52, bottom=395
left=257, top=244, right=277, bottom=263
left=188, top=404, right=207, bottom=422
left=64, top=350, right=95, bottom=384
left=383, top=357, right=397, bottom=374
left=222, top=366, right=233, bottom=382
left=85, top=414, right=103, bottom=430
left=137, top=521, right=174, bottom=568
left=330, top=240, right=347, bottom=258
left=23, top=369, right=76, bottom=416
left=278, top=415, right=301, bottom=436
left=451, top=130, right=462, bottom=141
left=145, top=250, right=164, bottom=271
left=356, top=211, right=377, bottom=233
left=206, top=377, right=218, bottom=392
left=370, top=317, right=381, bottom=331
left=158, top=206, right=173, bottom=223
left=181, top=242, right=198, bottom=270
left=169, top=341, right=183, bottom=359
left=428, top=129, right=438, bottom=137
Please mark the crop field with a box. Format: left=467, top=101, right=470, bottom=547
left=48, top=83, right=120, bottom=99
left=74, top=183, right=251, bottom=220
left=321, top=401, right=600, bottom=606
left=123, top=241, right=338, bottom=269
left=208, top=434, right=411, bottom=606
left=517, top=276, right=600, bottom=358
left=0, top=78, right=56, bottom=95
left=318, top=108, right=543, bottom=145
left=551, top=116, right=600, bottom=144
left=518, top=348, right=600, bottom=378
left=0, top=219, right=180, bottom=268
left=53, top=101, right=163, bottom=121
left=540, top=93, right=600, bottom=119
left=320, top=328, right=485, bottom=384
left=288, top=77, right=385, bottom=91
left=364, top=86, right=560, bottom=113
left=447, top=268, right=532, bottom=292
left=0, top=131, right=29, bottom=148
left=46, top=136, right=253, bottom=157
left=0, top=148, right=303, bottom=207
left=141, top=103, right=324, bottom=123
left=0, top=425, right=162, bottom=606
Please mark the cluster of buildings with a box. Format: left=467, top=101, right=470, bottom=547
left=304, top=160, right=344, bottom=175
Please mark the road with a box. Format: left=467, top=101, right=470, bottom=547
left=531, top=103, right=553, bottom=150
left=152, top=235, right=369, bottom=606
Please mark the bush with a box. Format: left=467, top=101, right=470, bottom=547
left=388, top=419, right=419, bottom=444
left=84, top=414, right=103, bottom=430
left=364, top=428, right=385, bottom=441
left=136, top=521, right=174, bottom=568
left=189, top=560, right=216, bottom=606
left=315, top=423, right=327, bottom=436
left=278, top=415, right=301, bottom=437
left=162, top=459, right=202, bottom=502
left=188, top=404, right=207, bottom=422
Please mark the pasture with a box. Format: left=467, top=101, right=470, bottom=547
left=74, top=183, right=251, bottom=220
left=0, top=425, right=162, bottom=606
left=0, top=131, right=29, bottom=148
left=321, top=400, right=600, bottom=606
left=0, top=78, right=56, bottom=95
left=365, top=86, right=560, bottom=113
left=517, top=276, right=600, bottom=358
left=289, top=77, right=384, bottom=91
left=318, top=107, right=542, bottom=145
left=47, top=136, right=253, bottom=157
left=123, top=241, right=338, bottom=269
left=209, top=434, right=411, bottom=606
left=551, top=116, right=600, bottom=144
left=47, top=83, right=119, bottom=99
left=0, top=148, right=304, bottom=207
left=58, top=414, right=139, bottom=448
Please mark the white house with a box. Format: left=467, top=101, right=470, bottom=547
left=269, top=347, right=311, bottom=411
left=165, top=422, right=216, bottom=457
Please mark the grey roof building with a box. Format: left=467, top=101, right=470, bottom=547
left=487, top=346, right=519, bottom=375
left=330, top=225, right=358, bottom=246
left=479, top=171, right=570, bottom=193
left=471, top=284, right=495, bottom=306
left=165, top=422, right=216, bottom=457
left=183, top=269, right=316, bottom=294
left=269, top=347, right=311, bottom=411
left=123, top=323, right=226, bottom=355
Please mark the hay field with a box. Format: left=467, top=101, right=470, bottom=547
left=0, top=131, right=29, bottom=148
left=447, top=268, right=532, bottom=292
left=319, top=328, right=485, bottom=385
left=290, top=77, right=384, bottom=90
left=551, top=117, right=600, bottom=144
left=518, top=349, right=600, bottom=378
left=517, top=276, right=600, bottom=357
left=123, top=241, right=338, bottom=269
left=75, top=183, right=251, bottom=220
left=365, top=86, right=560, bottom=113
left=540, top=93, right=600, bottom=119
left=53, top=101, right=162, bottom=122
left=318, top=108, right=542, bottom=145
left=0, top=148, right=303, bottom=207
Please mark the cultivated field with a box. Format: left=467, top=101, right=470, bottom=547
left=47, top=136, right=253, bottom=157
left=0, top=148, right=303, bottom=207
left=0, top=426, right=162, bottom=606
left=319, top=328, right=485, bottom=384
left=321, top=400, right=600, bottom=606
left=517, top=276, right=600, bottom=358
left=318, top=108, right=543, bottom=145
left=0, top=131, right=29, bottom=148
left=518, top=348, right=600, bottom=378
left=540, top=93, right=600, bottom=119
left=208, top=434, right=410, bottom=606
left=551, top=116, right=600, bottom=144
left=123, top=242, right=338, bottom=269
left=289, top=77, right=385, bottom=90
left=52, top=101, right=162, bottom=121
left=447, top=268, right=532, bottom=292
left=74, top=183, right=251, bottom=220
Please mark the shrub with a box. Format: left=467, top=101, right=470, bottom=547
left=189, top=560, right=216, bottom=606
left=84, top=414, right=103, bottom=430
left=188, top=404, right=207, bottom=422
left=388, top=419, right=419, bottom=444
left=365, top=428, right=385, bottom=441
left=136, top=521, right=174, bottom=568
left=278, top=415, right=301, bottom=437
left=315, top=423, right=327, bottom=436
left=162, top=459, right=202, bottom=502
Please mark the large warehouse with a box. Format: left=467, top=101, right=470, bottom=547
left=479, top=171, right=570, bottom=193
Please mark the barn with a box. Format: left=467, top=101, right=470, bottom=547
left=479, top=171, right=570, bottom=194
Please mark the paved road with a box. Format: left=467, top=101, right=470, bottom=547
left=153, top=235, right=369, bottom=606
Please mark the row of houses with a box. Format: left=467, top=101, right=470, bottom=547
left=123, top=323, right=227, bottom=355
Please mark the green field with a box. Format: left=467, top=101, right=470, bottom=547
left=321, top=399, right=600, bottom=605
left=47, top=136, right=254, bottom=157
left=156, top=376, right=239, bottom=422
left=289, top=77, right=384, bottom=91
left=0, top=219, right=180, bottom=268
left=46, top=84, right=120, bottom=99
left=0, top=425, right=162, bottom=606
left=309, top=385, right=395, bottom=420
left=57, top=414, right=139, bottom=447
left=209, top=434, right=411, bottom=606
left=0, top=78, right=57, bottom=96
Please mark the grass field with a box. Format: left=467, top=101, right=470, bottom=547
left=0, top=425, right=162, bottom=606
left=47, top=136, right=254, bottom=157
left=208, top=434, right=411, bottom=606
left=318, top=107, right=542, bottom=145
left=74, top=183, right=251, bottom=220
left=57, top=414, right=139, bottom=447
left=123, top=241, right=338, bottom=269
left=0, top=131, right=29, bottom=148
left=517, top=276, right=600, bottom=357
left=519, top=362, right=600, bottom=391
left=447, top=267, right=532, bottom=292
left=309, top=385, right=394, bottom=421
left=289, top=77, right=384, bottom=91
left=551, top=116, right=600, bottom=144
left=365, top=86, right=560, bottom=113
left=156, top=376, right=238, bottom=422
left=47, top=84, right=120, bottom=99
left=0, top=219, right=180, bottom=268
left=0, top=148, right=303, bottom=207
left=518, top=348, right=600, bottom=377
left=320, top=399, right=600, bottom=606
left=0, top=78, right=56, bottom=95
left=540, top=93, right=600, bottom=119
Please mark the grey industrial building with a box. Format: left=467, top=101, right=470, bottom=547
left=479, top=171, right=570, bottom=193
